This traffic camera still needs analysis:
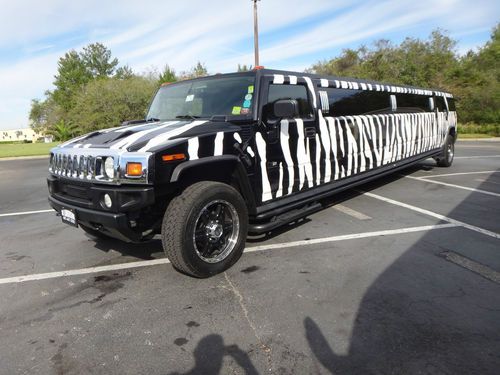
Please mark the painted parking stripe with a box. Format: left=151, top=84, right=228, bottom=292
left=363, top=191, right=500, bottom=239
left=0, top=224, right=457, bottom=285
left=404, top=175, right=500, bottom=198
left=418, top=170, right=499, bottom=179
left=440, top=251, right=500, bottom=284
left=333, top=204, right=372, bottom=220
left=244, top=224, right=456, bottom=252
left=0, top=209, right=54, bottom=218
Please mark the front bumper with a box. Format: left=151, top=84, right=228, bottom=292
left=47, top=175, right=155, bottom=242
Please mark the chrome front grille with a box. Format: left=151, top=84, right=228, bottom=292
left=50, top=153, right=103, bottom=180
left=48, top=148, right=151, bottom=185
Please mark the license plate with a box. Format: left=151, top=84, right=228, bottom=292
left=61, top=208, right=78, bottom=227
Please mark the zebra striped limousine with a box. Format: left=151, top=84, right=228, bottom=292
left=47, top=68, right=457, bottom=277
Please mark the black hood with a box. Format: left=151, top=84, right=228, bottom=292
left=58, top=120, right=243, bottom=152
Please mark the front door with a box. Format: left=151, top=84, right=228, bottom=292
left=255, top=75, right=318, bottom=203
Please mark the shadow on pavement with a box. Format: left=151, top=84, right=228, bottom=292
left=168, top=334, right=259, bottom=375
left=304, top=168, right=500, bottom=374
left=171, top=165, right=499, bottom=374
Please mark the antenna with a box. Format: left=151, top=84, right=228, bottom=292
left=252, top=0, right=261, bottom=67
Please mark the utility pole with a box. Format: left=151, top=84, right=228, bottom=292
left=252, top=0, right=260, bottom=67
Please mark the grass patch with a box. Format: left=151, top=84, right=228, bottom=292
left=459, top=123, right=500, bottom=137
left=458, top=133, right=495, bottom=139
left=0, top=142, right=59, bottom=158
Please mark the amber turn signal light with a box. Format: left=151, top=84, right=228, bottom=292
left=162, top=153, right=186, bottom=162
left=126, top=162, right=143, bottom=176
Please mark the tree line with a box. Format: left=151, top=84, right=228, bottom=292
left=309, top=25, right=499, bottom=126
left=30, top=25, right=498, bottom=140
left=29, top=44, right=209, bottom=140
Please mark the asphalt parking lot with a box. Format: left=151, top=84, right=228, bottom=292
left=1, top=140, right=499, bottom=375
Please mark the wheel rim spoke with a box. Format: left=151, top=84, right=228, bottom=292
left=192, top=199, right=240, bottom=264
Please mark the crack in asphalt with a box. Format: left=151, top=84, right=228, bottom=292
left=224, top=272, right=274, bottom=373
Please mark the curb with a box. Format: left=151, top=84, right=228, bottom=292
left=0, top=155, right=49, bottom=161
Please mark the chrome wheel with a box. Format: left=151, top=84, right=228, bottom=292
left=193, top=200, right=240, bottom=263
left=447, top=142, right=454, bottom=163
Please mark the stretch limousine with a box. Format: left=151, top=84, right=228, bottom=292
left=47, top=68, right=457, bottom=277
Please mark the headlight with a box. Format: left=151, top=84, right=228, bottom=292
left=104, top=157, right=115, bottom=179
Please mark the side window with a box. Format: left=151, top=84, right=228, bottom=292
left=396, top=94, right=430, bottom=112
left=326, top=89, right=392, bottom=116
left=447, top=97, right=456, bottom=111
left=265, top=84, right=313, bottom=118
left=435, top=97, right=447, bottom=112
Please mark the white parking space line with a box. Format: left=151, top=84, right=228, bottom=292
left=455, top=155, right=500, bottom=159
left=418, top=171, right=499, bottom=179
left=404, top=175, right=500, bottom=198
left=0, top=209, right=54, bottom=218
left=0, top=259, right=171, bottom=285
left=441, top=251, right=500, bottom=284
left=333, top=204, right=372, bottom=220
left=244, top=224, right=457, bottom=252
left=0, top=224, right=457, bottom=285
left=362, top=191, right=500, bottom=240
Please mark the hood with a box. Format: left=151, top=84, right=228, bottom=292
left=57, top=120, right=242, bottom=153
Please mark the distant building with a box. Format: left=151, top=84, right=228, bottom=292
left=0, top=128, right=52, bottom=143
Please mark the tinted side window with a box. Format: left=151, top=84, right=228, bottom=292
left=435, top=96, right=447, bottom=112
left=326, top=89, right=391, bottom=116
left=448, top=98, right=456, bottom=111
left=396, top=94, right=431, bottom=112
left=266, top=84, right=313, bottom=118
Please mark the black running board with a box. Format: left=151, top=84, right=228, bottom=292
left=248, top=202, right=322, bottom=234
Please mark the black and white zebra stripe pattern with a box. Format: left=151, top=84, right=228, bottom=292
left=255, top=110, right=457, bottom=202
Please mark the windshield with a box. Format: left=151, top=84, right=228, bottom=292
left=147, top=75, right=255, bottom=121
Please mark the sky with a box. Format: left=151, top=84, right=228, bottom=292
left=0, top=0, right=498, bottom=131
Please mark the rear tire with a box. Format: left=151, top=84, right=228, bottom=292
left=161, top=181, right=248, bottom=278
left=436, top=135, right=454, bottom=167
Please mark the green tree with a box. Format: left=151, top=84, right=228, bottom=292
left=115, top=65, right=134, bottom=80
left=453, top=24, right=499, bottom=123
left=158, top=64, right=177, bottom=85
left=67, top=76, right=157, bottom=133
left=179, top=61, right=208, bottom=80
left=52, top=50, right=91, bottom=111
left=29, top=97, right=61, bottom=134
left=48, top=119, right=77, bottom=141
left=81, top=43, right=119, bottom=78
left=192, top=62, right=208, bottom=78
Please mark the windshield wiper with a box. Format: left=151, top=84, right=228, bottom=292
left=175, top=115, right=202, bottom=120
left=146, top=117, right=161, bottom=122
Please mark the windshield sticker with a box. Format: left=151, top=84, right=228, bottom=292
left=243, top=100, right=251, bottom=108
left=241, top=108, right=250, bottom=115
left=232, top=106, right=242, bottom=115
left=248, top=85, right=254, bottom=94
left=185, top=94, right=194, bottom=102
left=245, top=93, right=252, bottom=101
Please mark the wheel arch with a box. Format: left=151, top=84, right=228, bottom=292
left=170, top=156, right=257, bottom=214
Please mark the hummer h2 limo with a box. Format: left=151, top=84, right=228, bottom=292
left=47, top=68, right=457, bottom=277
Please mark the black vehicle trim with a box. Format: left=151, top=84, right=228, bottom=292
left=171, top=155, right=257, bottom=213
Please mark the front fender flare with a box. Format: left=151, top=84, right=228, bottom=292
left=170, top=155, right=256, bottom=213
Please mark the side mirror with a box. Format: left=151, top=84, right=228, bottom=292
left=273, top=99, right=299, bottom=119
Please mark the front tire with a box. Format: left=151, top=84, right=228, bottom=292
left=161, top=181, right=248, bottom=278
left=435, top=135, right=455, bottom=167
